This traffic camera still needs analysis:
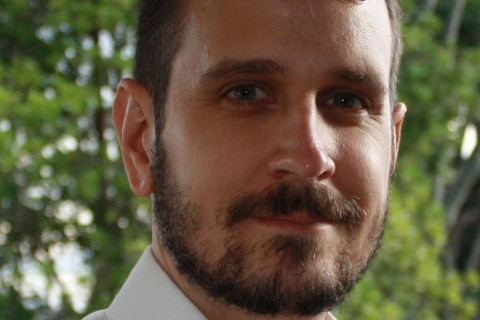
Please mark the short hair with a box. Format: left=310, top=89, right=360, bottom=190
left=385, top=0, right=403, bottom=102
left=134, top=0, right=185, bottom=132
left=134, top=0, right=403, bottom=130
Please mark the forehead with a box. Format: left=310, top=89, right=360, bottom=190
left=178, top=0, right=392, bottom=87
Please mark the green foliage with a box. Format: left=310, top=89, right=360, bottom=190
left=337, top=180, right=479, bottom=319
left=1, top=1, right=479, bottom=319
left=0, top=1, right=148, bottom=319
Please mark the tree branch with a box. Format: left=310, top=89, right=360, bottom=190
left=445, top=0, right=468, bottom=44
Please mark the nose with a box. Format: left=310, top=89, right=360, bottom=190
left=267, top=105, right=335, bottom=181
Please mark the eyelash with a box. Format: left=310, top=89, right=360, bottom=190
left=319, top=91, right=370, bottom=110
left=222, top=83, right=274, bottom=108
left=222, top=83, right=371, bottom=113
left=226, top=85, right=268, bottom=101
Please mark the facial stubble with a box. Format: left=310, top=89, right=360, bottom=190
left=152, top=140, right=389, bottom=317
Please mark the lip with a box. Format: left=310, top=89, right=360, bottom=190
left=253, top=214, right=335, bottom=234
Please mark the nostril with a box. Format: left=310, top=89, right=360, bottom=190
left=317, top=151, right=335, bottom=178
left=266, top=110, right=336, bottom=181
left=267, top=149, right=335, bottom=182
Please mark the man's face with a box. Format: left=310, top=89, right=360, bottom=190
left=152, top=0, right=404, bottom=316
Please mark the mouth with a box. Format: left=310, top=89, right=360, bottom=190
left=253, top=212, right=337, bottom=234
left=226, top=183, right=364, bottom=230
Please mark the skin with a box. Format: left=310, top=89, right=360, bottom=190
left=113, top=0, right=407, bottom=319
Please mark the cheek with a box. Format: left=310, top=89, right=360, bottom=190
left=162, top=115, right=266, bottom=215
left=334, top=129, right=392, bottom=211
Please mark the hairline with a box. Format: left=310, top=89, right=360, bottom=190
left=135, top=0, right=402, bottom=130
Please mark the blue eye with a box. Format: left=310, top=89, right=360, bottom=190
left=326, top=93, right=365, bottom=108
left=227, top=85, right=268, bottom=102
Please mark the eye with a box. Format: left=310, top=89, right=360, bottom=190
left=227, top=85, right=268, bottom=102
left=324, top=92, right=366, bottom=109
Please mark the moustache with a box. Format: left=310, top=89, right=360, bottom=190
left=226, top=183, right=365, bottom=227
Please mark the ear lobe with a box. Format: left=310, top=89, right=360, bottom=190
left=392, top=102, right=407, bottom=162
left=113, top=78, right=155, bottom=196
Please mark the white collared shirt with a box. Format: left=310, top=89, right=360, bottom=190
left=83, top=246, right=338, bottom=320
left=83, top=246, right=206, bottom=320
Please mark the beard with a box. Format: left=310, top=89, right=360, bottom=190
left=152, top=140, right=388, bottom=317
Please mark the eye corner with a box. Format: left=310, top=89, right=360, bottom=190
left=222, top=82, right=276, bottom=107
left=317, top=90, right=371, bottom=111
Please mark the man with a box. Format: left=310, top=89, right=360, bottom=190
left=84, top=0, right=406, bottom=319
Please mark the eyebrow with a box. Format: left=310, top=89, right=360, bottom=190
left=327, top=68, right=388, bottom=94
left=200, top=59, right=287, bottom=82
left=200, top=59, right=387, bottom=94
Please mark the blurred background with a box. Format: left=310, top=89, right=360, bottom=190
left=0, top=0, right=479, bottom=319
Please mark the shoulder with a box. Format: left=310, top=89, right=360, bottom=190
left=82, top=310, right=107, bottom=320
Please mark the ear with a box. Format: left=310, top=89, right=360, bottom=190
left=391, top=102, right=407, bottom=162
left=113, top=78, right=155, bottom=196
